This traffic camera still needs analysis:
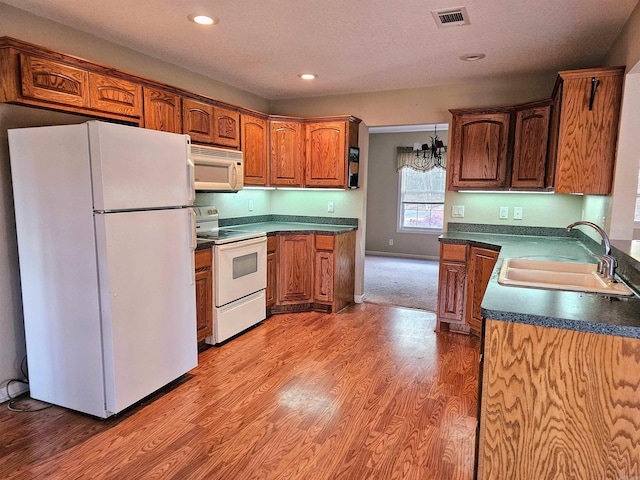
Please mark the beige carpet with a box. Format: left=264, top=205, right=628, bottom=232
left=364, top=255, right=439, bottom=312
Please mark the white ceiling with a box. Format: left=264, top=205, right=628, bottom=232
left=2, top=0, right=637, bottom=100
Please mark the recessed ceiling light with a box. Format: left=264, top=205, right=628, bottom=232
left=459, top=53, right=486, bottom=62
left=188, top=14, right=219, bottom=25
left=298, top=73, right=318, bottom=80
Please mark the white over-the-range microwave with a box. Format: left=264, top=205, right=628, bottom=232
left=191, top=144, right=244, bottom=192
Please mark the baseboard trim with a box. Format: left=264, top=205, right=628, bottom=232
left=354, top=294, right=365, bottom=304
left=0, top=381, right=29, bottom=404
left=365, top=250, right=439, bottom=261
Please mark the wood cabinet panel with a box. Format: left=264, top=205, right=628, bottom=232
left=266, top=251, right=277, bottom=308
left=213, top=107, right=240, bottom=148
left=305, top=121, right=346, bottom=187
left=437, top=262, right=467, bottom=324
left=478, top=320, right=640, bottom=479
left=241, top=114, right=269, bottom=185
left=195, top=249, right=213, bottom=343
left=143, top=87, right=181, bottom=133
left=333, top=231, right=356, bottom=312
left=19, top=53, right=89, bottom=107
left=553, top=67, right=624, bottom=195
left=465, top=247, right=498, bottom=334
left=182, top=98, right=214, bottom=143
left=448, top=112, right=510, bottom=190
left=511, top=103, right=551, bottom=189
left=314, top=251, right=334, bottom=303
left=88, top=72, right=142, bottom=117
left=277, top=234, right=313, bottom=304
left=270, top=120, right=304, bottom=187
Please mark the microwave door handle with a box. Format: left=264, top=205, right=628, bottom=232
left=232, top=164, right=238, bottom=190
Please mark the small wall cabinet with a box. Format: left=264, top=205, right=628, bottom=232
left=270, top=119, right=305, bottom=187
left=143, top=87, right=182, bottom=133
left=550, top=67, right=624, bottom=195
left=241, top=113, right=270, bottom=185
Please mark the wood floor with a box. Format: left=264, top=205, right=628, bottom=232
left=0, top=303, right=480, bottom=479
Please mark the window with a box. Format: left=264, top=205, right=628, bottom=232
left=398, top=167, right=446, bottom=232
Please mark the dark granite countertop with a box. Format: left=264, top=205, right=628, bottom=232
left=440, top=227, right=640, bottom=339
left=228, top=221, right=357, bottom=236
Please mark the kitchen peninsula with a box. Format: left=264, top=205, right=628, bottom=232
left=439, top=224, right=640, bottom=479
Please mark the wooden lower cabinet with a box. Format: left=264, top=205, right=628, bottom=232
left=268, top=231, right=356, bottom=315
left=194, top=248, right=213, bottom=343
left=436, top=242, right=498, bottom=335
left=477, top=319, right=640, bottom=479
left=266, top=236, right=277, bottom=308
left=465, top=247, right=499, bottom=334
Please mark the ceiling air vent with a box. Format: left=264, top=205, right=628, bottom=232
left=431, top=7, right=470, bottom=28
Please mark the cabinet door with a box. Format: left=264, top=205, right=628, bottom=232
left=465, top=247, right=498, bottom=334
left=213, top=107, right=240, bottom=148
left=511, top=103, right=551, bottom=189
left=195, top=249, right=213, bottom=342
left=241, top=114, right=269, bottom=185
left=266, top=251, right=277, bottom=308
left=19, top=53, right=89, bottom=107
left=554, top=68, right=624, bottom=195
left=314, top=251, right=334, bottom=303
left=88, top=72, right=142, bottom=117
left=182, top=98, right=214, bottom=143
left=278, top=234, right=312, bottom=304
left=437, top=261, right=466, bottom=323
left=305, top=121, right=346, bottom=187
left=449, top=112, right=510, bottom=190
left=270, top=121, right=304, bottom=187
left=143, top=87, right=182, bottom=133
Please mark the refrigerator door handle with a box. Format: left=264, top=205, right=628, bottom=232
left=189, top=208, right=196, bottom=285
left=187, top=158, right=195, bottom=205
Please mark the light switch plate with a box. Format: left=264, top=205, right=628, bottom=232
left=499, top=206, right=509, bottom=219
left=327, top=201, right=335, bottom=213
left=452, top=205, right=465, bottom=218
left=513, top=207, right=523, bottom=220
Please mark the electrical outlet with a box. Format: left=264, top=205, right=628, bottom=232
left=388, top=239, right=394, bottom=246
left=499, top=206, right=509, bottom=220
left=248, top=200, right=254, bottom=211
left=513, top=207, right=523, bottom=220
left=327, top=201, right=335, bottom=213
left=452, top=205, right=465, bottom=218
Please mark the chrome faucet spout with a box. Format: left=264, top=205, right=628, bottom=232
left=566, top=221, right=611, bottom=255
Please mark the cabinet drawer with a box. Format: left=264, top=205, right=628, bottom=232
left=315, top=234, right=334, bottom=251
left=267, top=235, right=277, bottom=253
left=440, top=243, right=467, bottom=262
left=195, top=248, right=212, bottom=269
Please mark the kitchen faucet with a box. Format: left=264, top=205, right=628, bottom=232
left=566, top=221, right=617, bottom=281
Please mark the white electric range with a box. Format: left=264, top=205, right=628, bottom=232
left=194, top=206, right=267, bottom=344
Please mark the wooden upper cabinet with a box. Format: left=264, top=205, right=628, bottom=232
left=511, top=101, right=552, bottom=189
left=19, top=53, right=89, bottom=107
left=241, top=114, right=269, bottom=185
left=553, top=67, right=624, bottom=195
left=88, top=72, right=142, bottom=117
left=270, top=120, right=304, bottom=187
left=448, top=111, right=511, bottom=190
left=213, top=107, right=240, bottom=148
left=143, top=87, right=182, bottom=133
left=305, top=121, right=347, bottom=187
left=182, top=98, right=215, bottom=143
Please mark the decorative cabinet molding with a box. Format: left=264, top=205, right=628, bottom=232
left=194, top=248, right=213, bottom=343
left=241, top=113, right=269, bottom=185
left=551, top=67, right=624, bottom=195
left=143, top=87, right=182, bottom=133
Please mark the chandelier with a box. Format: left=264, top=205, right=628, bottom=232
left=412, top=125, right=447, bottom=169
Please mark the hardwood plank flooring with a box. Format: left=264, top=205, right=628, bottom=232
left=0, top=303, right=479, bottom=479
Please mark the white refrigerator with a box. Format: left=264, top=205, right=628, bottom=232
left=8, top=121, right=198, bottom=418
